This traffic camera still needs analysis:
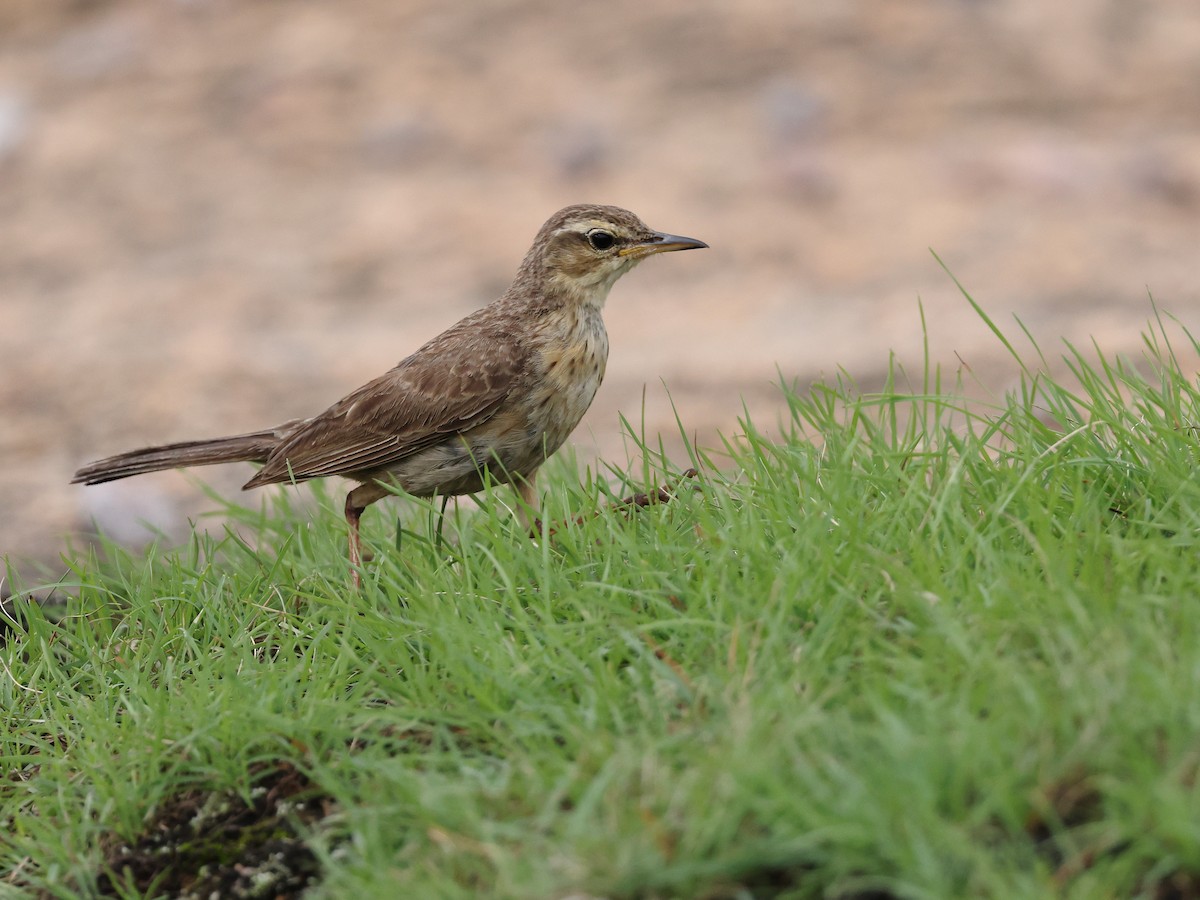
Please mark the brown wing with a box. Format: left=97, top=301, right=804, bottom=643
left=244, top=313, right=527, bottom=488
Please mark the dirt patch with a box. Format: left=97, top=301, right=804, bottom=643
left=96, top=760, right=330, bottom=899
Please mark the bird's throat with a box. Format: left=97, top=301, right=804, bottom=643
left=546, top=258, right=640, bottom=311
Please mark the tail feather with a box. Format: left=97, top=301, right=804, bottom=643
left=72, top=425, right=295, bottom=486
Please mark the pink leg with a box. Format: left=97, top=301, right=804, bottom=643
left=343, top=481, right=391, bottom=588
left=514, top=471, right=540, bottom=536
left=345, top=494, right=364, bottom=589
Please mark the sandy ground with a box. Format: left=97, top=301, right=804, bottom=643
left=3, top=0, right=1199, bottom=575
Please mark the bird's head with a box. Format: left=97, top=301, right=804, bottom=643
left=519, top=204, right=708, bottom=308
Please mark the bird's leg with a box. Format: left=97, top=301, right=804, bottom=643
left=343, top=481, right=395, bottom=586
left=344, top=493, right=365, bottom=589
left=514, top=472, right=541, bottom=537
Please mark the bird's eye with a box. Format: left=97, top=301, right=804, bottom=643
left=587, top=230, right=615, bottom=251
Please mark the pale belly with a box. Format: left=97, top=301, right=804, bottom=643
left=384, top=323, right=609, bottom=497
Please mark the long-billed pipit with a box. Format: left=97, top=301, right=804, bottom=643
left=73, top=204, right=707, bottom=584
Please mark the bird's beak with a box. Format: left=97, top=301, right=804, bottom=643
left=619, top=231, right=709, bottom=259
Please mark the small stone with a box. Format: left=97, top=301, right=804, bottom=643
left=544, top=122, right=611, bottom=180
left=53, top=14, right=141, bottom=80
left=0, top=92, right=29, bottom=161
left=358, top=113, right=440, bottom=167
left=761, top=78, right=826, bottom=144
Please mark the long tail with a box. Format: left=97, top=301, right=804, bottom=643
left=72, top=424, right=298, bottom=486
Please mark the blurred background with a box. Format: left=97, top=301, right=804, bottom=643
left=3, top=0, right=1198, bottom=572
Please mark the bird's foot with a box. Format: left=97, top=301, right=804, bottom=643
left=612, top=467, right=699, bottom=512
left=530, top=467, right=700, bottom=540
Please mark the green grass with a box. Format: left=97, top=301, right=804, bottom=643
left=5, top=303, right=1200, bottom=899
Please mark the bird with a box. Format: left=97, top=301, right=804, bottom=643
left=73, top=204, right=708, bottom=585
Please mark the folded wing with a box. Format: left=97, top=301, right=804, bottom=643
left=244, top=315, right=527, bottom=488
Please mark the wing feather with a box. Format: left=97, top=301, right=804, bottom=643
left=244, top=313, right=527, bottom=488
